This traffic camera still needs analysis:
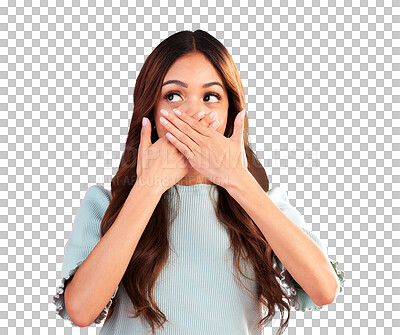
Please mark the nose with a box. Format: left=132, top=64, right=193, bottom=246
left=175, top=95, right=209, bottom=118
left=179, top=102, right=205, bottom=118
left=189, top=110, right=202, bottom=118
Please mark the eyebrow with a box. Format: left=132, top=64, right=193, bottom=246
left=161, top=79, right=224, bottom=90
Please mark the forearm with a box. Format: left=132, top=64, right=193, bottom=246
left=226, top=170, right=339, bottom=306
left=65, top=182, right=163, bottom=327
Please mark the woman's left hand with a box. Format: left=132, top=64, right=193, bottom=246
left=159, top=108, right=248, bottom=189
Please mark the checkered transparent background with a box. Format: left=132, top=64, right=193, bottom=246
left=1, top=0, right=399, bottom=334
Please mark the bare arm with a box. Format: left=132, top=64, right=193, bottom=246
left=64, top=182, right=164, bottom=327
left=226, top=170, right=340, bottom=307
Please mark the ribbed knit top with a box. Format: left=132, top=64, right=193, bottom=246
left=53, top=183, right=345, bottom=334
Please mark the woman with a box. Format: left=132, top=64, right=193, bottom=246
left=53, top=30, right=345, bottom=334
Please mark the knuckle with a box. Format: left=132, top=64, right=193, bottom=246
left=201, top=120, right=208, bottom=127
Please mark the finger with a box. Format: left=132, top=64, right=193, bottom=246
left=231, top=109, right=245, bottom=144
left=165, top=132, right=193, bottom=162
left=191, top=110, right=202, bottom=121
left=209, top=118, right=220, bottom=130
left=161, top=108, right=203, bottom=146
left=172, top=108, right=213, bottom=138
left=193, top=110, right=219, bottom=130
left=242, top=148, right=248, bottom=169
left=159, top=111, right=200, bottom=152
left=139, top=117, right=152, bottom=153
left=200, top=111, right=220, bottom=130
left=192, top=110, right=219, bottom=130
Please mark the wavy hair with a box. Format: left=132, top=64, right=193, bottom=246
left=100, top=30, right=293, bottom=334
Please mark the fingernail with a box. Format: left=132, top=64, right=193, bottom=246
left=142, top=117, right=147, bottom=126
left=212, top=120, right=220, bottom=128
left=160, top=109, right=169, bottom=117
left=209, top=111, right=216, bottom=119
left=198, top=111, right=205, bottom=118
left=173, top=108, right=181, bottom=116
left=160, top=116, right=168, bottom=125
left=241, top=109, right=245, bottom=120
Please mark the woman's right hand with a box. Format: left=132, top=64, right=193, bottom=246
left=136, top=111, right=220, bottom=194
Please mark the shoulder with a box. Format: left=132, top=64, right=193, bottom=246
left=266, top=186, right=291, bottom=208
left=75, top=185, right=112, bottom=221
left=69, top=185, right=111, bottom=242
left=84, top=184, right=112, bottom=202
left=82, top=184, right=112, bottom=208
left=268, top=186, right=326, bottom=251
left=266, top=186, right=310, bottom=231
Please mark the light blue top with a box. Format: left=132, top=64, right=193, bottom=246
left=53, top=183, right=344, bottom=334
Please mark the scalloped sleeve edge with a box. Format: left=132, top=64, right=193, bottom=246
left=52, top=260, right=119, bottom=326
left=272, top=255, right=345, bottom=312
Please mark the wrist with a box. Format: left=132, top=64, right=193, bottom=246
left=134, top=177, right=166, bottom=198
left=225, top=168, right=252, bottom=195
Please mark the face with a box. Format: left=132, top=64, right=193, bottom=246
left=153, top=52, right=229, bottom=177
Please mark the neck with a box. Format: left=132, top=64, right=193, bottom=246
left=176, top=173, right=212, bottom=186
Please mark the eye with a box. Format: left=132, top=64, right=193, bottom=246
left=163, top=92, right=183, bottom=102
left=204, top=92, right=222, bottom=102
left=163, top=91, right=222, bottom=103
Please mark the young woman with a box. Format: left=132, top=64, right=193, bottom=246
left=53, top=30, right=345, bottom=334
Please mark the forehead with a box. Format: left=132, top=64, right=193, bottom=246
left=163, top=53, right=224, bottom=88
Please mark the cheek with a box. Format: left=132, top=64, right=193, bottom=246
left=217, top=116, right=228, bottom=134
left=155, top=119, right=167, bottom=136
left=153, top=111, right=162, bottom=130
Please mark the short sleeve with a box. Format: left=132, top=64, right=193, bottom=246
left=267, top=187, right=345, bottom=311
left=52, top=185, right=119, bottom=326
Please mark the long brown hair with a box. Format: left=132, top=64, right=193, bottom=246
left=100, top=30, right=293, bottom=334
